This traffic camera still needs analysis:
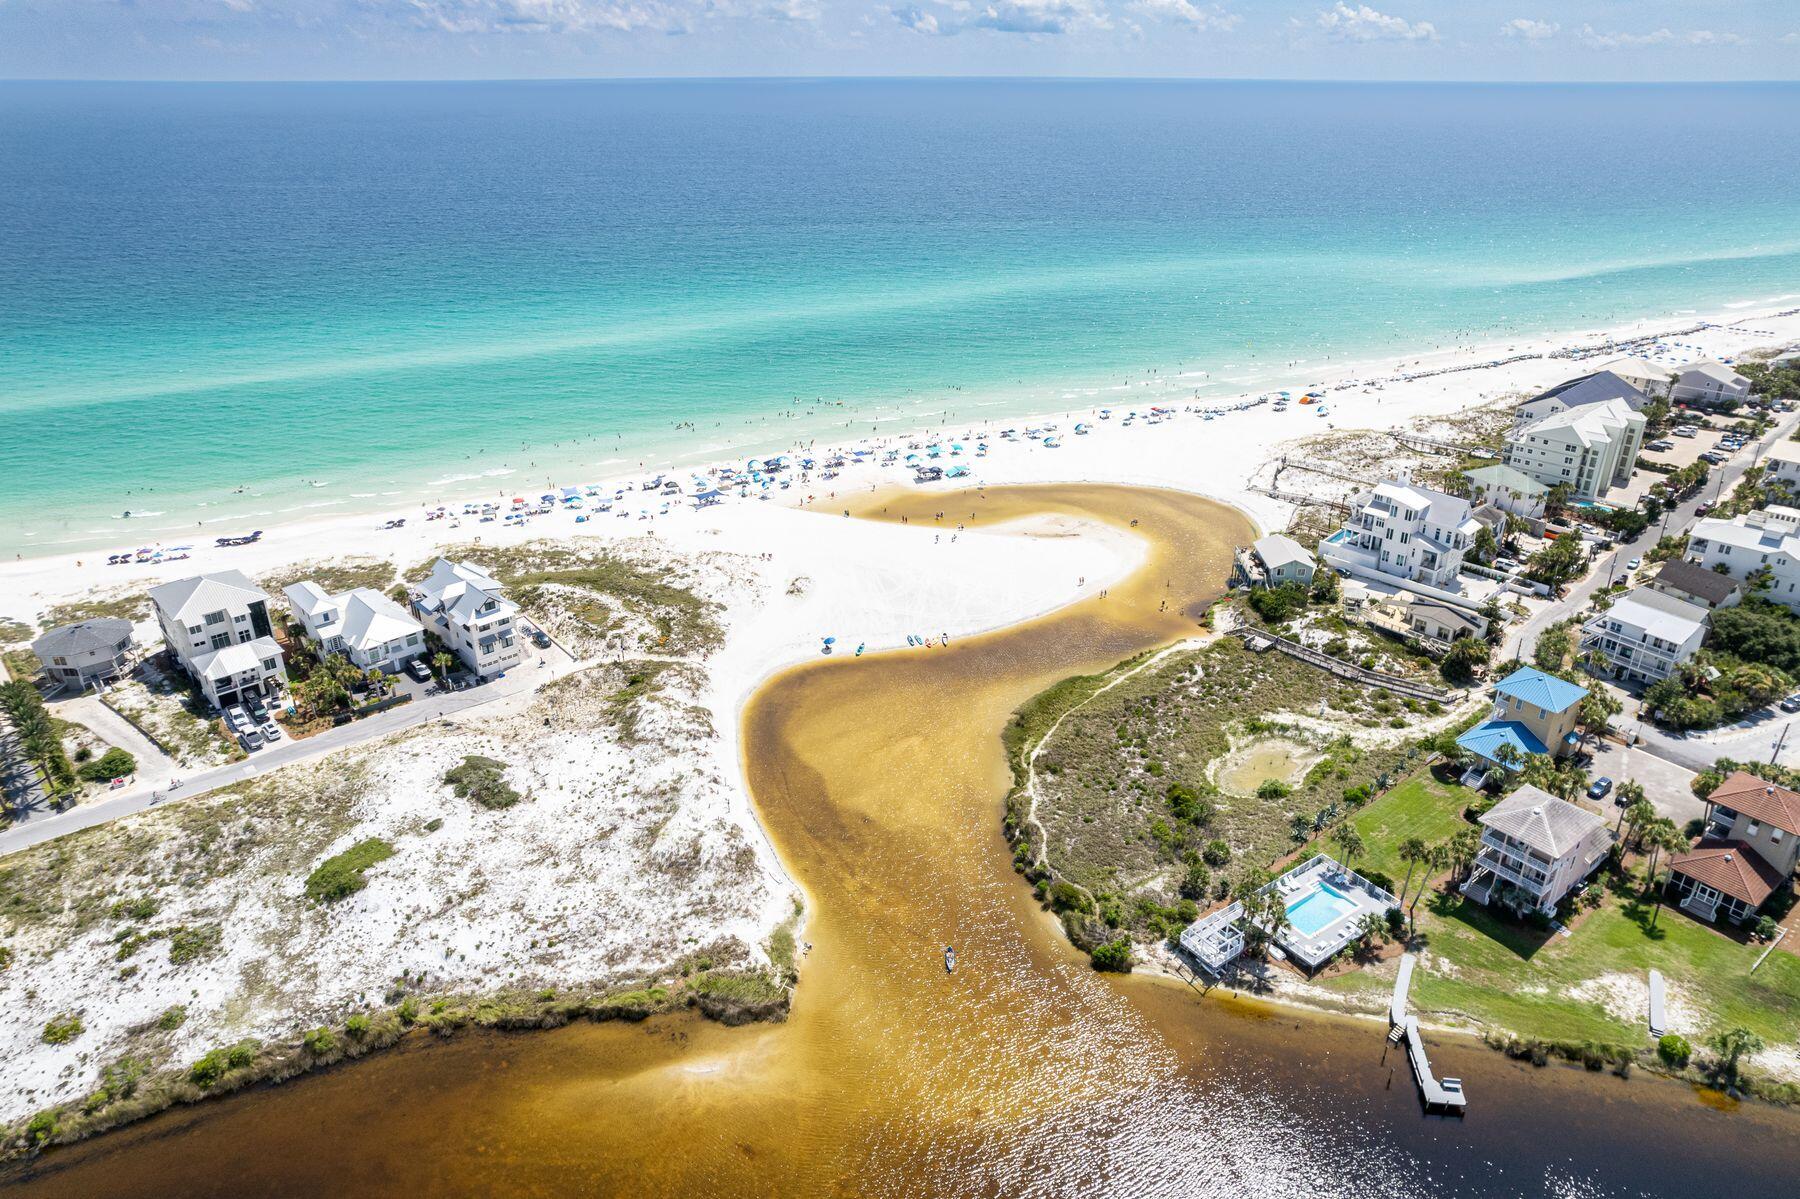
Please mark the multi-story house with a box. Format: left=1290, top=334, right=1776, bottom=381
left=1578, top=586, right=1709, bottom=686
left=1463, top=464, right=1548, bottom=520
left=1318, top=479, right=1481, bottom=593
left=1455, top=666, right=1587, bottom=775
left=1502, top=398, right=1646, bottom=502
left=411, top=559, right=525, bottom=680
left=1231, top=533, right=1316, bottom=590
left=1513, top=370, right=1650, bottom=428
left=1670, top=360, right=1752, bottom=409
left=1666, top=771, right=1800, bottom=926
left=148, top=571, right=286, bottom=710
left=1686, top=506, right=1800, bottom=612
left=1762, top=441, right=1800, bottom=496
left=31, top=618, right=134, bottom=692
left=1461, top=784, right=1613, bottom=915
left=284, top=582, right=427, bottom=674
left=1597, top=357, right=1676, bottom=400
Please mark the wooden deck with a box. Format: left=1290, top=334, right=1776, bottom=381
left=1403, top=1017, right=1467, bottom=1113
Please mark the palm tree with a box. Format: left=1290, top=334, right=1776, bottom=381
left=1330, top=822, right=1366, bottom=868
left=432, top=651, right=456, bottom=682
left=1708, top=1027, right=1765, bottom=1088
left=1357, top=912, right=1386, bottom=950
left=1396, top=836, right=1430, bottom=908
left=1407, top=843, right=1449, bottom=935
left=1449, top=827, right=1482, bottom=885
left=1621, top=797, right=1657, bottom=851
left=1612, top=781, right=1647, bottom=835
left=1641, top=819, right=1686, bottom=898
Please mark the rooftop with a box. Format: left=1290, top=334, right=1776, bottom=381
left=1480, top=784, right=1606, bottom=858
left=1527, top=370, right=1648, bottom=412
left=32, top=618, right=133, bottom=661
left=1493, top=666, right=1588, bottom=714
left=149, top=571, right=269, bottom=623
left=1670, top=839, right=1785, bottom=908
left=1464, top=463, right=1549, bottom=497
left=1252, top=533, right=1313, bottom=572
left=1594, top=587, right=1709, bottom=644
left=1456, top=719, right=1550, bottom=766
left=1651, top=559, right=1741, bottom=607
left=1708, top=771, right=1800, bottom=836
left=1517, top=397, right=1644, bottom=448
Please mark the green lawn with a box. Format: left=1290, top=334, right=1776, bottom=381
left=1307, top=772, right=1478, bottom=883
left=1308, top=768, right=1800, bottom=1049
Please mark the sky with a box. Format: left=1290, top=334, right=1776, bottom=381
left=0, top=0, right=1796, bottom=81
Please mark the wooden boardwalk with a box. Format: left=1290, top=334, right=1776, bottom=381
left=1402, top=1017, right=1467, bottom=1114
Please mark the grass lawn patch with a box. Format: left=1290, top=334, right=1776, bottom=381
left=1307, top=772, right=1479, bottom=883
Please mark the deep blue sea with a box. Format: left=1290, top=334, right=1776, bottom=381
left=2, top=79, right=1798, bottom=555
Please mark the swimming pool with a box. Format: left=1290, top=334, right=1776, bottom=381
left=1285, top=882, right=1360, bottom=938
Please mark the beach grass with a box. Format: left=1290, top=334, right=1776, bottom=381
left=258, top=558, right=398, bottom=598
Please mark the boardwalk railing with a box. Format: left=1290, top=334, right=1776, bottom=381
left=1236, top=629, right=1458, bottom=704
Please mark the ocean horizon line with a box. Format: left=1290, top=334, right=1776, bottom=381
left=4, top=75, right=1799, bottom=88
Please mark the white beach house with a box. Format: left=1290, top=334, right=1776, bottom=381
left=1461, top=784, right=1613, bottom=915
left=1318, top=479, right=1480, bottom=593
left=1687, top=506, right=1800, bottom=612
left=1761, top=441, right=1800, bottom=495
left=284, top=582, right=427, bottom=674
left=411, top=559, right=525, bottom=680
left=1463, top=463, right=1548, bottom=520
left=1670, top=360, right=1752, bottom=409
left=1578, top=586, right=1709, bottom=686
left=1502, top=397, right=1645, bottom=503
left=149, top=571, right=286, bottom=710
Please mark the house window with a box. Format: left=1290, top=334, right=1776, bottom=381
left=1747, top=821, right=1761, bottom=838
left=205, top=610, right=226, bottom=625
left=1772, top=828, right=1785, bottom=845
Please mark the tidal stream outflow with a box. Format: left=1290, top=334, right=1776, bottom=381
left=8, top=485, right=1799, bottom=1199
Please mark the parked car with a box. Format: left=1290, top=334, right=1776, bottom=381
left=1627, top=557, right=1643, bottom=571
left=1587, top=777, right=1614, bottom=800
left=1695, top=502, right=1713, bottom=516
left=1493, top=556, right=1519, bottom=572
left=1648, top=439, right=1675, bottom=452
left=259, top=720, right=282, bottom=742
left=529, top=629, right=552, bottom=649
left=1781, top=694, right=1800, bottom=714
left=1674, top=426, right=1699, bottom=438
left=405, top=657, right=434, bottom=683
left=238, top=729, right=264, bottom=752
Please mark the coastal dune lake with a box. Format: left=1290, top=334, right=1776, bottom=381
left=11, top=485, right=1800, bottom=1197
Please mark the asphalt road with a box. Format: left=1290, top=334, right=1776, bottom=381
left=0, top=647, right=576, bottom=857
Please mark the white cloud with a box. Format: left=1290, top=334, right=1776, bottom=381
left=1782, top=32, right=1800, bottom=45
left=890, top=3, right=942, bottom=32
left=1683, top=30, right=1743, bottom=46
left=406, top=0, right=689, bottom=34
left=1500, top=17, right=1556, bottom=41
left=1315, top=3, right=1435, bottom=43
left=1132, top=0, right=1238, bottom=33
left=1578, top=25, right=1673, bottom=49
left=968, top=0, right=1110, bottom=34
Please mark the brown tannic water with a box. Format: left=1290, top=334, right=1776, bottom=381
left=9, top=485, right=1798, bottom=1198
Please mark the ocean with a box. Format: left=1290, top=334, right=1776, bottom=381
left=2, top=78, right=1798, bottom=557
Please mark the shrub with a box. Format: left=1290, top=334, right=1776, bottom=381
left=443, top=755, right=522, bottom=810
left=78, top=747, right=138, bottom=783
left=1089, top=939, right=1133, bottom=972
left=303, top=1026, right=338, bottom=1056
left=1658, top=1033, right=1692, bottom=1068
left=1755, top=915, right=1780, bottom=941
left=167, top=923, right=223, bottom=965
left=1258, top=778, right=1292, bottom=800
left=345, top=1013, right=372, bottom=1041
left=1201, top=839, right=1232, bottom=867
left=1178, top=862, right=1211, bottom=900
left=42, top=1012, right=84, bottom=1044
left=157, top=1004, right=188, bottom=1031
left=397, top=996, right=421, bottom=1025
left=111, top=895, right=159, bottom=921
left=1047, top=881, right=1092, bottom=914
left=24, top=1111, right=57, bottom=1147
left=305, top=838, right=397, bottom=903
left=1247, top=581, right=1311, bottom=624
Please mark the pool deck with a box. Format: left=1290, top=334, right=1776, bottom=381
left=1263, top=854, right=1399, bottom=970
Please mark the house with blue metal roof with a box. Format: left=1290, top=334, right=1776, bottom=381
left=1456, top=666, right=1588, bottom=776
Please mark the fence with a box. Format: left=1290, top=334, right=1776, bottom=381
left=1237, top=629, right=1458, bottom=704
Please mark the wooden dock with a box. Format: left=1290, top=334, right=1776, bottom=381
left=1402, top=1017, right=1467, bottom=1113
left=1648, top=970, right=1667, bottom=1038
left=1389, top=953, right=1414, bottom=1029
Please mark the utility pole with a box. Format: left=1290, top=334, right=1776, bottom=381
left=1774, top=722, right=1791, bottom=766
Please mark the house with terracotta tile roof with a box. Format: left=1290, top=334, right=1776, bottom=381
left=1665, top=772, right=1800, bottom=926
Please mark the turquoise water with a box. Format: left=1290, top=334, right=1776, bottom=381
left=1285, top=882, right=1359, bottom=938
left=3, top=80, right=1799, bottom=556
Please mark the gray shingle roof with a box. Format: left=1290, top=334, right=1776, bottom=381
left=1650, top=558, right=1739, bottom=607
left=1481, top=785, right=1605, bottom=858
left=1528, top=370, right=1649, bottom=411
left=32, top=618, right=133, bottom=661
